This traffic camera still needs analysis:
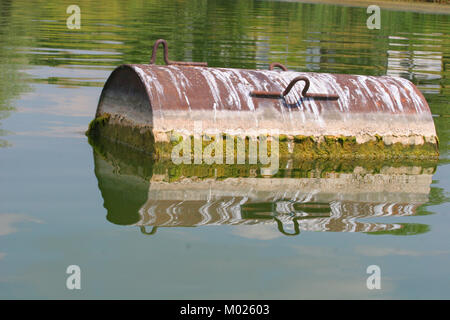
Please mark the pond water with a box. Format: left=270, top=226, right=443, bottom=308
left=0, top=0, right=449, bottom=299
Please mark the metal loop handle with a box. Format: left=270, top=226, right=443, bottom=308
left=283, top=76, right=310, bottom=97
left=269, top=62, right=288, bottom=71
left=251, top=76, right=339, bottom=100
left=149, top=39, right=208, bottom=67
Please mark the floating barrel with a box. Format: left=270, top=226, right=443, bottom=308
left=88, top=39, right=439, bottom=159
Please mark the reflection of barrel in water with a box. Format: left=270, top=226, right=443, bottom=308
left=136, top=176, right=431, bottom=236
left=93, top=144, right=434, bottom=237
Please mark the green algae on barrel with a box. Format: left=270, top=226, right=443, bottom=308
left=86, top=113, right=439, bottom=160
left=87, top=117, right=438, bottom=184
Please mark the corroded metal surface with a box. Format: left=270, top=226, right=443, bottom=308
left=100, top=64, right=433, bottom=114
left=96, top=63, right=437, bottom=145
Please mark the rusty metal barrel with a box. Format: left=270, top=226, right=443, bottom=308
left=88, top=39, right=438, bottom=159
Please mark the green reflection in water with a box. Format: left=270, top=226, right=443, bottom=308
left=367, top=223, right=430, bottom=236
left=2, top=0, right=448, bottom=86
left=90, top=135, right=444, bottom=238
left=0, top=0, right=31, bottom=146
left=1, top=0, right=449, bottom=231
left=0, top=0, right=448, bottom=299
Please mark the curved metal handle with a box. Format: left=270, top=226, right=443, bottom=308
left=251, top=76, right=339, bottom=100
left=149, top=39, right=208, bottom=67
left=140, top=226, right=158, bottom=235
left=269, top=62, right=288, bottom=71
left=283, top=76, right=310, bottom=97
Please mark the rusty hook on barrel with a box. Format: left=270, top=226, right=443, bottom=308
left=283, top=76, right=310, bottom=97
left=251, top=76, right=339, bottom=101
left=149, top=39, right=208, bottom=67
left=269, top=62, right=288, bottom=71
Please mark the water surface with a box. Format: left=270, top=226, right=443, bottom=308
left=0, top=0, right=449, bottom=299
